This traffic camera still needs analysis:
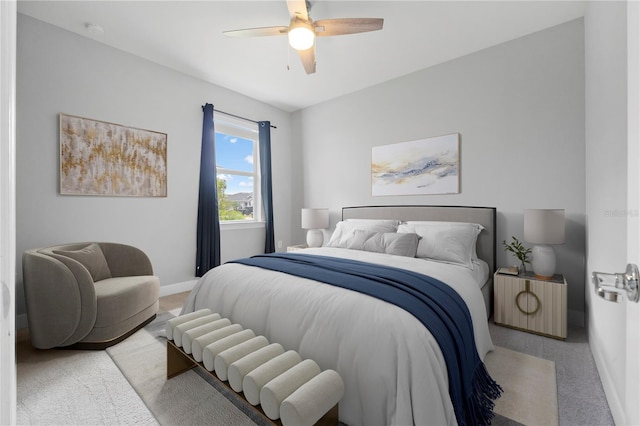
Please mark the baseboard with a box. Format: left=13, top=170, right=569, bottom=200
left=589, top=326, right=626, bottom=425
left=16, top=313, right=27, bottom=331
left=160, top=280, right=198, bottom=297
left=568, top=308, right=585, bottom=327
left=16, top=280, right=198, bottom=331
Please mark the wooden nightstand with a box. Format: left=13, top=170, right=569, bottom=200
left=494, top=271, right=567, bottom=339
left=286, top=244, right=308, bottom=252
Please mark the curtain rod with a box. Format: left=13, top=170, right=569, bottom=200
left=214, top=108, right=277, bottom=129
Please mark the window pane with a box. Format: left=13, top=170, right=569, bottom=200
left=213, top=117, right=259, bottom=223
left=217, top=174, right=254, bottom=221
left=217, top=173, right=253, bottom=195
left=215, top=132, right=254, bottom=173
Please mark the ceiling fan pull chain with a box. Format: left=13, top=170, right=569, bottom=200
left=287, top=43, right=291, bottom=71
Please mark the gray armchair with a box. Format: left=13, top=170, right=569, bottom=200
left=23, top=242, right=160, bottom=349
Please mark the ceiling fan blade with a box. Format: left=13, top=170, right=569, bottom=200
left=223, top=26, right=288, bottom=38
left=315, top=18, right=384, bottom=37
left=287, top=0, right=309, bottom=21
left=298, top=45, right=316, bottom=74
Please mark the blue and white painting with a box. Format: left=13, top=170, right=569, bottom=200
left=371, top=133, right=459, bottom=196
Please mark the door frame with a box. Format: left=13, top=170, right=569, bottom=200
left=0, top=1, right=17, bottom=424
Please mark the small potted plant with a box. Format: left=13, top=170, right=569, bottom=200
left=502, top=236, right=532, bottom=274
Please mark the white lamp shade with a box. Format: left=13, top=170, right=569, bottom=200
left=301, top=208, right=329, bottom=230
left=524, top=209, right=565, bottom=245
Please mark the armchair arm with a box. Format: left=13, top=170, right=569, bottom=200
left=99, top=243, right=154, bottom=277
left=22, top=250, right=97, bottom=349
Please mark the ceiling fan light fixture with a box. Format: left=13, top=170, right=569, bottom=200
left=288, top=20, right=315, bottom=51
left=224, top=1, right=384, bottom=74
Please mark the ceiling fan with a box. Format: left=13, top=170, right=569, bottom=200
left=223, top=0, right=384, bottom=74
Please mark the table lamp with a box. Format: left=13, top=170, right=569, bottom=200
left=524, top=209, right=565, bottom=280
left=301, top=208, right=329, bottom=248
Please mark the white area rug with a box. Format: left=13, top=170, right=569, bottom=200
left=106, top=311, right=259, bottom=426
left=17, top=348, right=157, bottom=425
left=485, top=346, right=559, bottom=426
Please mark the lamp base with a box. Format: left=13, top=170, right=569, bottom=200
left=306, top=229, right=324, bottom=248
left=531, top=244, right=556, bottom=280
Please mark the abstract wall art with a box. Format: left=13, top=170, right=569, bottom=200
left=60, top=114, right=167, bottom=197
left=371, top=133, right=460, bottom=196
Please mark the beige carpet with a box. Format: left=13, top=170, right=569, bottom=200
left=113, top=312, right=558, bottom=426
left=17, top=310, right=558, bottom=426
left=485, top=346, right=559, bottom=426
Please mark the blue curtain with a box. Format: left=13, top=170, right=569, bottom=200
left=195, top=103, right=221, bottom=277
left=259, top=121, right=275, bottom=253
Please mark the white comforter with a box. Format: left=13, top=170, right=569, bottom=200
left=182, top=247, right=495, bottom=426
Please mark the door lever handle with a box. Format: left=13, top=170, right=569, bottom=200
left=592, top=263, right=640, bottom=303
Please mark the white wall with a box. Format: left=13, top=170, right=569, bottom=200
left=15, top=14, right=295, bottom=317
left=295, top=19, right=587, bottom=324
left=584, top=2, right=629, bottom=423
left=16, top=13, right=590, bottom=326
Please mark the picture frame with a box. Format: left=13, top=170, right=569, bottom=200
left=59, top=113, right=167, bottom=197
left=371, top=133, right=460, bottom=196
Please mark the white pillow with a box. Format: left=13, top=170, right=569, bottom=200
left=327, top=219, right=400, bottom=247
left=399, top=221, right=485, bottom=259
left=328, top=230, right=419, bottom=257
left=397, top=221, right=484, bottom=268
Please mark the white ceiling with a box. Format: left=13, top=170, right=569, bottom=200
left=17, top=1, right=586, bottom=112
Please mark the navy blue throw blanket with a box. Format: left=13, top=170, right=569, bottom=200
left=231, top=253, right=502, bottom=426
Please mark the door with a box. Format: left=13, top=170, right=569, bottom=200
left=625, top=3, right=640, bottom=423
left=586, top=2, right=640, bottom=424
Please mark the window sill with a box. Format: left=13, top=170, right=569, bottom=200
left=220, top=221, right=265, bottom=231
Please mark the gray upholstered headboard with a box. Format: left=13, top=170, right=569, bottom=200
left=342, top=205, right=497, bottom=274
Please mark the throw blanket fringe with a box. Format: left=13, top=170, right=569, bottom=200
left=469, top=362, right=503, bottom=425
left=231, top=253, right=502, bottom=426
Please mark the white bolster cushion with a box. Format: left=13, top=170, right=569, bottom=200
left=243, top=351, right=302, bottom=406
left=228, top=343, right=285, bottom=393
left=173, top=313, right=221, bottom=348
left=280, top=370, right=344, bottom=426
left=192, top=324, right=243, bottom=363
left=165, top=309, right=212, bottom=341
left=260, top=359, right=322, bottom=420
left=203, top=329, right=256, bottom=372
left=182, top=318, right=231, bottom=354
left=214, top=336, right=269, bottom=381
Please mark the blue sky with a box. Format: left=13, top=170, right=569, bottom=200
left=215, top=132, right=254, bottom=195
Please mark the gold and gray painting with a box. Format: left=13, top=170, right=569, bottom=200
left=60, top=114, right=167, bottom=197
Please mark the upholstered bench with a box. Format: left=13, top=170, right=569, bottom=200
left=166, top=309, right=344, bottom=426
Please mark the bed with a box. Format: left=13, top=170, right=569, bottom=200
left=182, top=205, right=499, bottom=426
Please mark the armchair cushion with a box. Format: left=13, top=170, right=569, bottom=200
left=53, top=243, right=112, bottom=282
left=93, top=275, right=159, bottom=328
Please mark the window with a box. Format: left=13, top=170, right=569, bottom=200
left=214, top=115, right=261, bottom=222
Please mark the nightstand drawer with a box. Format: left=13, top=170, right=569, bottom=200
left=494, top=272, right=567, bottom=339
